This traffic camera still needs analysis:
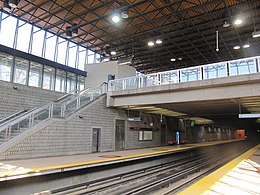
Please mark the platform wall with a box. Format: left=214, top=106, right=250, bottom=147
left=0, top=80, right=64, bottom=118
left=0, top=96, right=163, bottom=160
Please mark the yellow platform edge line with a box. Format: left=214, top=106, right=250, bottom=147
left=178, top=144, right=260, bottom=195
left=30, top=140, right=239, bottom=173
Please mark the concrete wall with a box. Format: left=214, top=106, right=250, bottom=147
left=0, top=96, right=162, bottom=160
left=0, top=80, right=64, bottom=119
left=85, top=61, right=136, bottom=88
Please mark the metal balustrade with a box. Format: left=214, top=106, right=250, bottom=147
left=0, top=83, right=107, bottom=145
left=108, top=56, right=260, bottom=92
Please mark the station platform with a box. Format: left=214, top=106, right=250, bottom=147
left=178, top=144, right=260, bottom=195
left=0, top=139, right=243, bottom=182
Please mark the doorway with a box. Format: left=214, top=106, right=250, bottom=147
left=115, top=120, right=125, bottom=150
left=92, top=128, right=101, bottom=152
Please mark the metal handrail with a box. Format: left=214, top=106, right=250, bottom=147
left=109, top=56, right=260, bottom=91
left=0, top=84, right=107, bottom=144
left=0, top=109, right=27, bottom=124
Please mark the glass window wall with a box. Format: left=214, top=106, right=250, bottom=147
left=31, top=27, right=45, bottom=57
left=0, top=15, right=17, bottom=48
left=45, top=32, right=57, bottom=61
left=0, top=10, right=100, bottom=71
left=29, top=62, right=43, bottom=88
left=16, top=21, right=32, bottom=53
left=43, top=66, right=55, bottom=90
left=68, top=43, right=77, bottom=68
left=57, top=37, right=68, bottom=65
left=55, top=69, right=67, bottom=92
left=13, top=57, right=29, bottom=84
left=203, top=63, right=227, bottom=79
left=67, top=72, right=76, bottom=92
left=77, top=75, right=85, bottom=90
left=0, top=52, right=13, bottom=82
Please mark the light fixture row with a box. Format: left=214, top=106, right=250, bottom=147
left=3, top=0, right=19, bottom=12
left=171, top=57, right=183, bottom=62
left=233, top=44, right=250, bottom=50
left=223, top=18, right=243, bottom=28
left=147, top=39, right=162, bottom=47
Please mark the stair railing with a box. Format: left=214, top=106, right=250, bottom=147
left=0, top=83, right=107, bottom=145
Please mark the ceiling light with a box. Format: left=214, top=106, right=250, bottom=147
left=147, top=41, right=154, bottom=46
left=171, top=58, right=176, bottom=62
left=121, top=10, right=129, bottom=19
left=112, top=14, right=120, bottom=23
left=111, top=51, right=117, bottom=55
left=223, top=21, right=231, bottom=28
left=234, top=19, right=242, bottom=25
left=156, top=39, right=162, bottom=44
left=234, top=45, right=240, bottom=50
left=252, top=31, right=260, bottom=38
left=8, top=0, right=18, bottom=8
left=178, top=57, right=183, bottom=60
left=3, top=0, right=11, bottom=12
left=243, top=44, right=250, bottom=48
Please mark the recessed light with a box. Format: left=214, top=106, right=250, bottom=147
left=148, top=41, right=154, bottom=46
left=234, top=19, right=242, bottom=25
left=112, top=14, right=120, bottom=23
left=243, top=44, right=250, bottom=48
left=234, top=45, right=240, bottom=50
left=111, top=51, right=117, bottom=55
left=156, top=39, right=162, bottom=44
left=171, top=58, right=176, bottom=62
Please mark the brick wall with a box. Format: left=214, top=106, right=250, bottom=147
left=0, top=80, right=64, bottom=118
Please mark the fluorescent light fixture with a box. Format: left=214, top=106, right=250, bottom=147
left=234, top=45, right=240, bottom=50
left=156, top=39, right=162, bottom=44
left=171, top=58, right=176, bottom=62
left=8, top=0, right=18, bottom=8
left=148, top=41, right=154, bottom=46
left=110, top=51, right=116, bottom=55
left=239, top=113, right=260, bottom=118
left=243, top=44, right=250, bottom=48
left=3, top=1, right=11, bottom=12
left=112, top=14, right=120, bottom=23
left=252, top=31, right=260, bottom=38
left=223, top=21, right=231, bottom=28
left=234, top=19, right=242, bottom=25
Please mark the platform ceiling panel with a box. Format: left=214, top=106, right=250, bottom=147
left=0, top=0, right=259, bottom=73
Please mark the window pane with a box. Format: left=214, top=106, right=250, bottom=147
left=229, top=59, right=256, bottom=76
left=57, top=37, right=67, bottom=65
left=43, top=66, right=55, bottom=90
left=67, top=72, right=76, bottom=92
left=29, top=62, right=42, bottom=87
left=0, top=16, right=17, bottom=48
left=181, top=67, right=201, bottom=82
left=55, top=69, right=66, bottom=92
left=31, top=27, right=45, bottom=57
left=14, top=57, right=29, bottom=85
left=68, top=44, right=77, bottom=68
left=96, top=53, right=101, bottom=63
left=16, top=21, right=32, bottom=52
left=88, top=55, right=94, bottom=64
left=0, top=52, right=13, bottom=82
left=78, top=50, right=86, bottom=71
left=45, top=33, right=57, bottom=61
left=77, top=75, right=85, bottom=90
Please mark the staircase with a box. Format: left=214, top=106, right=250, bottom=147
left=0, top=84, right=107, bottom=145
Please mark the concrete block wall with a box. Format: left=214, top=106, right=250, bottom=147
left=0, top=95, right=163, bottom=160
left=0, top=80, right=64, bottom=118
